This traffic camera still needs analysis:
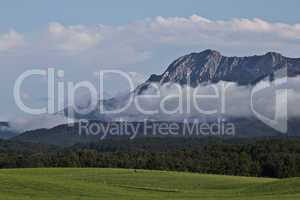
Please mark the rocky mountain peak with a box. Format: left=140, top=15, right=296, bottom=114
left=143, top=49, right=300, bottom=91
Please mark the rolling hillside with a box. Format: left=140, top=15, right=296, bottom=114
left=0, top=168, right=299, bottom=200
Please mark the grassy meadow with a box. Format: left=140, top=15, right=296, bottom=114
left=0, top=168, right=299, bottom=200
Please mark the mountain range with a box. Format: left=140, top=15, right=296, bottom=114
left=136, top=49, right=300, bottom=93
left=6, top=49, right=300, bottom=145
left=64, top=49, right=300, bottom=121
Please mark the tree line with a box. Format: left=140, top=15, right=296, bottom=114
left=0, top=137, right=300, bottom=178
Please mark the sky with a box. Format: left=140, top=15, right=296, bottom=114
left=0, top=0, right=299, bottom=32
left=0, top=0, right=300, bottom=121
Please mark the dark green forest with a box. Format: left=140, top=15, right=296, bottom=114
left=1, top=137, right=300, bottom=178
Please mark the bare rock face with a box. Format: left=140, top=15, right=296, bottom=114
left=144, top=49, right=300, bottom=88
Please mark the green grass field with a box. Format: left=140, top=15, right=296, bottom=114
left=0, top=168, right=299, bottom=200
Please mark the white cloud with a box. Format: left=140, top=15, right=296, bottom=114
left=39, top=16, right=300, bottom=63
left=0, top=30, right=25, bottom=52
left=2, top=15, right=300, bottom=59
left=48, top=22, right=102, bottom=52
left=146, top=15, right=300, bottom=49
left=97, top=76, right=300, bottom=122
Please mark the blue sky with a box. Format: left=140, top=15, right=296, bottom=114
left=0, top=0, right=299, bottom=32
left=0, top=0, right=300, bottom=123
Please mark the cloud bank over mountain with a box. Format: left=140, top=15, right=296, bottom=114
left=1, top=15, right=300, bottom=117
left=92, top=77, right=300, bottom=121
left=7, top=75, right=300, bottom=133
